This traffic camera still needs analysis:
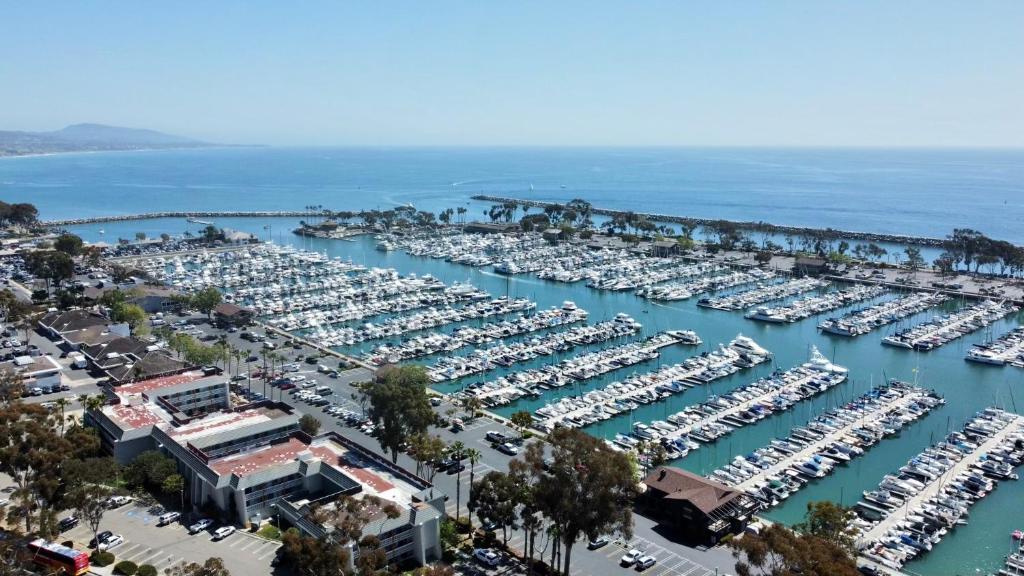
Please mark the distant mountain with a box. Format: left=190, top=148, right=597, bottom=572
left=0, top=123, right=213, bottom=157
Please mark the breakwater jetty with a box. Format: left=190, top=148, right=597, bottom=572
left=42, top=211, right=312, bottom=227
left=471, top=194, right=949, bottom=247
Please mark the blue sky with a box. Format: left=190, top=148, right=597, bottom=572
left=2, top=2, right=1022, bottom=146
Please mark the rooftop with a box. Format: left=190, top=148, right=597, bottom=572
left=643, top=466, right=743, bottom=515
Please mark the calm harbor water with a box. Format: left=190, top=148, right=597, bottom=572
left=6, top=148, right=1024, bottom=575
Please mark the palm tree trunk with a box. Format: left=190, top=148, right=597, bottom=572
left=454, top=467, right=462, bottom=522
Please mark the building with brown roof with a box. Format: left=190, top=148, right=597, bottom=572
left=640, top=467, right=758, bottom=545
left=213, top=302, right=254, bottom=328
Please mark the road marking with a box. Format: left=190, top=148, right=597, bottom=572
left=136, top=550, right=165, bottom=566
left=122, top=546, right=152, bottom=562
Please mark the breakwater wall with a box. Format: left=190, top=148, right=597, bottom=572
left=471, top=195, right=950, bottom=247
left=42, top=211, right=312, bottom=227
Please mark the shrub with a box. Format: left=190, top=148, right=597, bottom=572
left=61, top=541, right=74, bottom=548
left=455, top=517, right=471, bottom=534
left=137, top=565, right=157, bottom=576
left=91, top=551, right=116, bottom=567
left=114, top=560, right=138, bottom=575
left=257, top=523, right=282, bottom=540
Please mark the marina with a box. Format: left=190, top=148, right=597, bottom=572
left=715, top=381, right=943, bottom=505
left=855, top=409, right=1024, bottom=571
left=881, top=300, right=1019, bottom=351
left=966, top=327, right=1024, bottom=368
left=819, top=292, right=951, bottom=337
left=697, top=277, right=829, bottom=311
left=530, top=334, right=771, bottom=431
left=637, top=268, right=776, bottom=301
left=744, top=283, right=887, bottom=323
left=622, top=346, right=850, bottom=460
left=45, top=226, right=1024, bottom=576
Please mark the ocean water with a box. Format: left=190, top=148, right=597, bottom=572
left=4, top=147, right=1024, bottom=575
left=3, top=146, right=1024, bottom=242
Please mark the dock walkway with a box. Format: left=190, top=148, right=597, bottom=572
left=856, top=413, right=1023, bottom=546
left=735, top=388, right=932, bottom=492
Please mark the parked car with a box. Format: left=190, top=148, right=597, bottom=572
left=98, top=534, right=124, bottom=551
left=158, top=511, right=181, bottom=526
left=58, top=515, right=79, bottom=531
left=587, top=536, right=609, bottom=550
left=485, top=431, right=507, bottom=443
left=106, top=495, right=132, bottom=508
left=213, top=526, right=236, bottom=540
left=620, top=549, right=642, bottom=566
left=635, top=556, right=657, bottom=571
left=89, top=531, right=113, bottom=548
left=496, top=442, right=518, bottom=456
left=189, top=518, right=214, bottom=533
left=473, top=548, right=500, bottom=567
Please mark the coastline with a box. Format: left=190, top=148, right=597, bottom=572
left=472, top=194, right=958, bottom=248
left=0, top=144, right=257, bottom=160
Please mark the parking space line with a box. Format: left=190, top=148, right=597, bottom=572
left=122, top=546, right=152, bottom=562
left=236, top=538, right=260, bottom=551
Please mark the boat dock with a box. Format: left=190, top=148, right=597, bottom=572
left=746, top=284, right=886, bottom=323
left=819, top=292, right=950, bottom=337
left=856, top=413, right=1024, bottom=549
left=697, top=277, right=828, bottom=311
left=735, top=387, right=934, bottom=493
left=882, top=300, right=1019, bottom=351
left=966, top=326, right=1024, bottom=367
left=653, top=363, right=847, bottom=449
left=534, top=336, right=772, bottom=430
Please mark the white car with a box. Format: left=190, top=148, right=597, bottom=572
left=473, top=548, right=500, bottom=567
left=213, top=526, right=236, bottom=540
left=496, top=442, right=519, bottom=456
left=189, top=518, right=214, bottom=533
left=106, top=495, right=133, bottom=508
left=620, top=549, right=642, bottom=566
left=636, top=555, right=657, bottom=571
left=98, top=534, right=124, bottom=551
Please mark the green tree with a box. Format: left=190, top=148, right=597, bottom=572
left=123, top=450, right=177, bottom=490
left=54, top=234, right=84, bottom=256
left=447, top=441, right=466, bottom=522
left=72, top=484, right=111, bottom=553
left=464, top=448, right=482, bottom=533
left=299, top=414, right=321, bottom=436
left=509, top=411, right=533, bottom=439
left=110, top=303, right=148, bottom=334
left=469, top=471, right=519, bottom=545
left=904, top=246, right=925, bottom=274
left=730, top=521, right=859, bottom=576
left=366, top=366, right=436, bottom=463
left=795, top=501, right=857, bottom=553
left=190, top=287, right=222, bottom=319
left=528, top=428, right=637, bottom=576
left=162, top=474, right=185, bottom=512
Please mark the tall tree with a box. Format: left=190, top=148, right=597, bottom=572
left=527, top=428, right=637, bottom=576
left=365, top=366, right=435, bottom=462
left=72, top=485, right=112, bottom=551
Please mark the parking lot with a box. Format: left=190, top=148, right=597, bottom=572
left=58, top=502, right=280, bottom=575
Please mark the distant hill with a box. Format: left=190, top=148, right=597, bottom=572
left=0, top=123, right=213, bottom=157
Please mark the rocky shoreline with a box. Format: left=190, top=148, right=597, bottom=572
left=471, top=194, right=950, bottom=247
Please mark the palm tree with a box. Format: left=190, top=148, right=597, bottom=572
left=465, top=447, right=482, bottom=532
left=53, top=397, right=70, bottom=436
left=447, top=441, right=466, bottom=522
